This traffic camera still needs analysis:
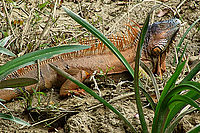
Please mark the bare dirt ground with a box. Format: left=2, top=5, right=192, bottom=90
left=0, top=0, right=199, bottom=132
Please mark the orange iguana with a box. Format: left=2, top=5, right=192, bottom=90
left=0, top=18, right=181, bottom=101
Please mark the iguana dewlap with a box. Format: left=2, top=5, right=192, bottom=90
left=0, top=18, right=181, bottom=101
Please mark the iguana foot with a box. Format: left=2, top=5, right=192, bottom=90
left=59, top=69, right=89, bottom=97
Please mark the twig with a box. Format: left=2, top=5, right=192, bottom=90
left=52, top=0, right=58, bottom=19
left=90, top=71, right=101, bottom=96
left=87, top=92, right=135, bottom=111
left=64, top=31, right=87, bottom=42
left=20, top=7, right=35, bottom=51
left=173, top=43, right=179, bottom=65
left=45, top=113, right=67, bottom=127
left=2, top=0, right=16, bottom=37
left=105, top=0, right=179, bottom=35
left=184, top=54, right=190, bottom=72
left=177, top=0, right=187, bottom=9
left=47, top=88, right=54, bottom=107
left=34, top=8, right=49, bottom=17
left=151, top=0, right=156, bottom=24
left=30, top=116, right=59, bottom=127
left=105, top=1, right=144, bottom=35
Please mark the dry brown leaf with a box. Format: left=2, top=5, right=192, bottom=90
left=157, top=9, right=170, bottom=17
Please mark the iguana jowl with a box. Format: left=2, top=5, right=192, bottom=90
left=0, top=18, right=181, bottom=101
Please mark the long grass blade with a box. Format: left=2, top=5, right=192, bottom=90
left=168, top=95, right=200, bottom=110
left=165, top=83, right=200, bottom=102
left=173, top=18, right=200, bottom=65
left=165, top=108, right=196, bottom=133
left=0, top=36, right=11, bottom=47
left=0, top=113, right=30, bottom=126
left=49, top=63, right=137, bottom=132
left=0, top=47, right=16, bottom=57
left=0, top=101, right=8, bottom=110
left=0, top=78, right=38, bottom=89
left=134, top=9, right=151, bottom=133
left=153, top=82, right=200, bottom=132
left=140, top=61, right=160, bottom=100
left=176, top=18, right=200, bottom=54
left=152, top=61, right=186, bottom=133
left=177, top=42, right=187, bottom=66
left=140, top=87, right=156, bottom=111
left=181, top=62, right=200, bottom=83
left=0, top=45, right=90, bottom=80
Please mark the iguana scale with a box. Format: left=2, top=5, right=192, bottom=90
left=0, top=18, right=181, bottom=101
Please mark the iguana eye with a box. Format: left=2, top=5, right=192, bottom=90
left=152, top=46, right=163, bottom=56
left=159, top=23, right=168, bottom=30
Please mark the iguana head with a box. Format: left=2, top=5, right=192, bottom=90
left=143, top=18, right=181, bottom=76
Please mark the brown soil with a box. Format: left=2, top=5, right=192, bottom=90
left=0, top=0, right=199, bottom=133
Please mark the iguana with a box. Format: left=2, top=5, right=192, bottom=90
left=0, top=18, right=181, bottom=101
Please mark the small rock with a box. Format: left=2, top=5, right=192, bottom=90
left=189, top=56, right=199, bottom=65
left=189, top=56, right=200, bottom=69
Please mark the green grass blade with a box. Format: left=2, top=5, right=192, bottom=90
left=140, top=61, right=160, bottom=100
left=0, top=45, right=90, bottom=80
left=49, top=64, right=137, bottom=132
left=165, top=108, right=196, bottom=133
left=168, top=95, right=200, bottom=110
left=0, top=101, right=8, bottom=110
left=181, top=62, right=200, bottom=83
left=140, top=87, right=156, bottom=111
left=0, top=36, right=11, bottom=47
left=0, top=47, right=16, bottom=57
left=173, top=18, right=200, bottom=65
left=132, top=5, right=161, bottom=132
left=152, top=61, right=186, bottom=133
left=161, top=61, right=186, bottom=97
left=134, top=10, right=151, bottom=133
left=176, top=18, right=200, bottom=54
left=165, top=83, right=200, bottom=103
left=0, top=113, right=31, bottom=126
left=177, top=42, right=187, bottom=66
left=0, top=78, right=38, bottom=89
left=62, top=6, right=135, bottom=82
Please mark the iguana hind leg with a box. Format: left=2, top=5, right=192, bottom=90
left=59, top=68, right=90, bottom=97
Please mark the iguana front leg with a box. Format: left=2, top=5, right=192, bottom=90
left=152, top=50, right=167, bottom=77
left=59, top=68, right=90, bottom=97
